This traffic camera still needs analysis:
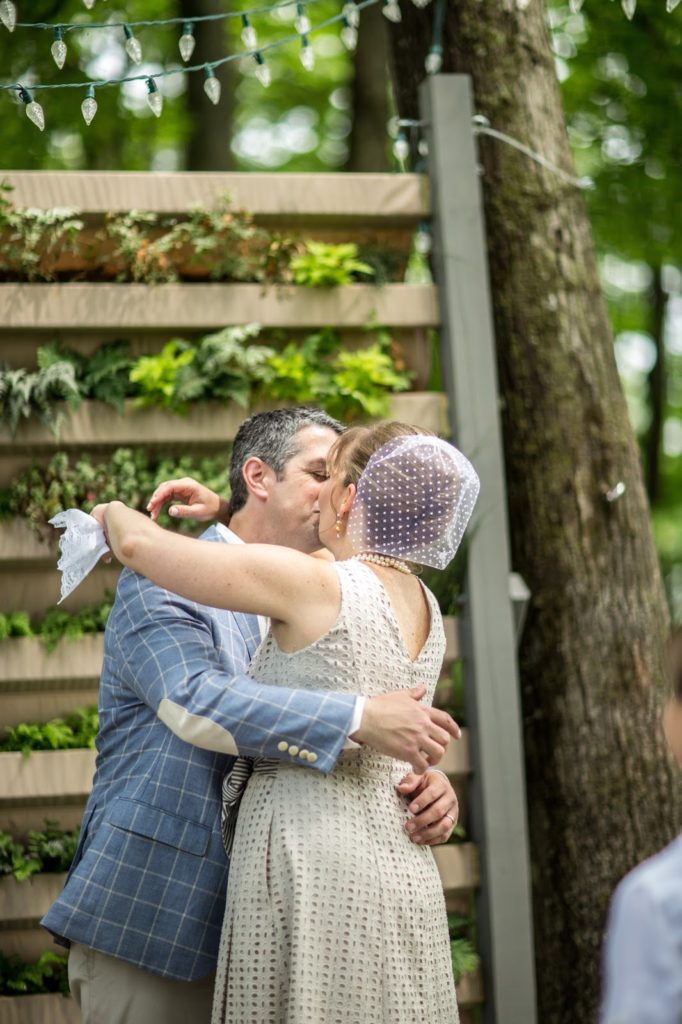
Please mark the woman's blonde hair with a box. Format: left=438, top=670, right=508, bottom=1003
left=327, top=421, right=435, bottom=487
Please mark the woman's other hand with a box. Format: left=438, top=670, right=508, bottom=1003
left=146, top=477, right=226, bottom=523
left=397, top=770, right=460, bottom=846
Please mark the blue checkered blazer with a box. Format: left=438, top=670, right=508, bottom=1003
left=42, top=527, right=356, bottom=981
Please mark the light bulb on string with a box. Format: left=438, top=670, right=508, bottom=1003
left=666, top=0, right=680, bottom=10
left=241, top=15, right=258, bottom=50
left=124, top=25, right=143, bottom=64
left=382, top=0, right=402, bottom=23
left=343, top=2, right=360, bottom=27
left=569, top=0, right=584, bottom=11
left=81, top=84, right=97, bottom=125
left=340, top=17, right=357, bottom=50
left=18, top=86, right=45, bottom=131
left=425, top=45, right=442, bottom=74
left=254, top=51, right=271, bottom=87
left=300, top=36, right=315, bottom=71
left=414, top=223, right=432, bottom=256
left=82, top=0, right=96, bottom=8
left=179, top=22, right=195, bottom=62
left=621, top=0, right=636, bottom=16
left=51, top=27, right=68, bottom=70
left=203, top=65, right=221, bottom=105
left=411, top=0, right=432, bottom=7
left=393, top=131, right=409, bottom=165
left=0, top=0, right=16, bottom=32
left=295, top=2, right=311, bottom=35
left=146, top=77, right=163, bottom=117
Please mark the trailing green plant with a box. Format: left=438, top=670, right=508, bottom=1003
left=0, top=595, right=114, bottom=652
left=0, top=357, right=81, bottom=436
left=0, top=705, right=99, bottom=756
left=290, top=241, right=375, bottom=287
left=0, top=611, right=33, bottom=641
left=0, top=822, right=79, bottom=881
left=38, top=592, right=114, bottom=653
left=171, top=324, right=275, bottom=409
left=0, top=950, right=69, bottom=995
left=0, top=448, right=228, bottom=537
left=0, top=183, right=84, bottom=283
left=39, top=339, right=135, bottom=414
left=448, top=912, right=480, bottom=983
left=129, top=339, right=197, bottom=412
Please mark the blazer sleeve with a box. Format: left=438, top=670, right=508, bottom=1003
left=110, top=569, right=356, bottom=774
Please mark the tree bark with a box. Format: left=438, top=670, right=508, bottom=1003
left=179, top=0, right=234, bottom=170
left=345, top=2, right=391, bottom=172
left=645, top=266, right=666, bottom=503
left=388, top=4, right=679, bottom=1021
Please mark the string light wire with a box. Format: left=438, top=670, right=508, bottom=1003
left=472, top=116, right=594, bottom=190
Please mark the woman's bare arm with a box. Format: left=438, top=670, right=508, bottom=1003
left=95, top=501, right=338, bottom=624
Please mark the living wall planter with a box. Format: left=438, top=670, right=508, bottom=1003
left=440, top=730, right=470, bottom=778
left=0, top=993, right=78, bottom=1024
left=0, top=637, right=104, bottom=685
left=0, top=750, right=96, bottom=802
left=433, top=843, right=479, bottom=894
left=0, top=282, right=439, bottom=331
left=2, top=392, right=447, bottom=454
left=0, top=873, right=66, bottom=925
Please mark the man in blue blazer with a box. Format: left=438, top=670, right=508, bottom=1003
left=43, top=407, right=460, bottom=1024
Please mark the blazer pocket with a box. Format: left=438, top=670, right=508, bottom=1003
left=107, top=797, right=211, bottom=857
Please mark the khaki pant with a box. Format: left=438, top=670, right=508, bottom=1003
left=68, top=943, right=215, bottom=1024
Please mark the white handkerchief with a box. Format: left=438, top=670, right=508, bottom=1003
left=49, top=508, right=111, bottom=604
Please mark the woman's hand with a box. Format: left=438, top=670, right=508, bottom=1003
left=146, top=477, right=226, bottom=523
left=397, top=770, right=460, bottom=846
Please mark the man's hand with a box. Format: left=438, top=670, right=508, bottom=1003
left=397, top=771, right=459, bottom=846
left=351, top=686, right=460, bottom=772
left=146, top=477, right=227, bottom=523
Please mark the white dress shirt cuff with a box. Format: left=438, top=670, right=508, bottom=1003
left=344, top=695, right=366, bottom=748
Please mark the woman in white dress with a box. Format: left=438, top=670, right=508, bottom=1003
left=92, top=421, right=479, bottom=1024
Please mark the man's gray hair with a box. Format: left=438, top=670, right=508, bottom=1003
left=227, top=407, right=343, bottom=518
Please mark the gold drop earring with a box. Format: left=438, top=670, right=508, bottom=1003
left=335, top=513, right=343, bottom=537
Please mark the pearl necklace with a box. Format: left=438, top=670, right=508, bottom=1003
left=355, top=552, right=413, bottom=575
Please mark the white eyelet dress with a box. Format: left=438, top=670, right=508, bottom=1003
left=211, top=559, right=459, bottom=1024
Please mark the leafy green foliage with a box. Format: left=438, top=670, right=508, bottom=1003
left=0, top=184, right=84, bottom=282
left=0, top=449, right=228, bottom=537
left=38, top=593, right=114, bottom=654
left=172, top=325, right=274, bottom=409
left=0, top=706, right=99, bottom=756
left=39, top=340, right=136, bottom=414
left=290, top=241, right=375, bottom=287
left=0, top=950, right=69, bottom=996
left=0, top=359, right=81, bottom=436
left=0, top=822, right=80, bottom=882
left=448, top=911, right=479, bottom=982
left=0, top=612, right=33, bottom=641
left=130, top=339, right=197, bottom=412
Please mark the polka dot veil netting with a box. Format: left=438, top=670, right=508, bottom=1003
left=346, top=435, right=480, bottom=570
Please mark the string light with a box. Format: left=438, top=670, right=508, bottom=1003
left=393, top=131, right=409, bottom=163
left=203, top=65, right=221, bottom=105
left=425, top=0, right=445, bottom=74
left=414, top=222, right=432, bottom=255
left=145, top=77, right=163, bottom=117
left=343, top=1, right=360, bottom=26
left=0, top=0, right=16, bottom=32
left=340, top=15, right=358, bottom=49
left=621, top=0, right=636, bottom=17
left=241, top=14, right=258, bottom=49
left=82, top=0, right=96, bottom=8
left=295, top=1, right=312, bottom=34
left=667, top=0, right=682, bottom=9
left=300, top=34, right=315, bottom=70
left=472, top=115, right=594, bottom=190
left=569, top=0, right=584, bottom=10
left=51, top=26, right=67, bottom=69
left=178, top=22, right=195, bottom=63
left=382, top=0, right=402, bottom=22
left=81, top=83, right=97, bottom=124
left=18, top=85, right=45, bottom=130
left=123, top=24, right=142, bottom=65
left=253, top=51, right=271, bottom=87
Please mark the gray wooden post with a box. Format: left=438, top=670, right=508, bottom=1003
left=419, top=75, right=537, bottom=1024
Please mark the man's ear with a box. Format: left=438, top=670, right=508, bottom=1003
left=242, top=457, right=271, bottom=503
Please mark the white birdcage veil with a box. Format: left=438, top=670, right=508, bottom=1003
left=346, top=435, right=479, bottom=569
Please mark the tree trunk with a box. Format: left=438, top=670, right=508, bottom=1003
left=345, top=2, right=391, bottom=172
left=179, top=0, right=234, bottom=170
left=645, top=265, right=666, bottom=503
left=388, top=4, right=679, bottom=1022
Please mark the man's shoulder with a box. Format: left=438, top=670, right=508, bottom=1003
left=615, top=833, right=682, bottom=918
